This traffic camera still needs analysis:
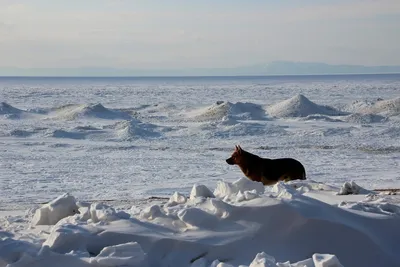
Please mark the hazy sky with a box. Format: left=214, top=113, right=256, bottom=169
left=1, top=0, right=399, bottom=69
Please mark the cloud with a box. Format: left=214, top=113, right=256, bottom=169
left=0, top=0, right=399, bottom=68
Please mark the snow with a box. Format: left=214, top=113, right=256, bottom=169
left=185, top=101, right=267, bottom=122
left=337, top=181, right=375, bottom=195
left=1, top=75, right=400, bottom=267
left=48, top=103, right=132, bottom=121
left=2, top=179, right=400, bottom=266
left=190, top=184, right=216, bottom=200
left=360, top=97, right=400, bottom=117
left=89, top=242, right=146, bottom=266
left=266, top=94, right=345, bottom=118
left=31, top=193, right=79, bottom=225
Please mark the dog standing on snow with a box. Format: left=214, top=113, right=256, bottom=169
left=226, top=145, right=306, bottom=186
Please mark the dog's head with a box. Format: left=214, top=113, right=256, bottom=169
left=226, top=145, right=244, bottom=165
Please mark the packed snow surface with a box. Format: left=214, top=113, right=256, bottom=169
left=1, top=75, right=400, bottom=266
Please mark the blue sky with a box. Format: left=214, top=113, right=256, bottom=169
left=0, top=0, right=399, bottom=69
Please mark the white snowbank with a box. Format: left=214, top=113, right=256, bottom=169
left=266, top=94, right=345, bottom=118
left=338, top=193, right=400, bottom=216
left=49, top=103, right=132, bottom=120
left=3, top=179, right=400, bottom=267
left=0, top=102, right=23, bottom=115
left=89, top=242, right=146, bottom=266
left=361, top=97, right=400, bottom=117
left=190, top=184, right=216, bottom=200
left=345, top=97, right=400, bottom=117
left=0, top=102, right=25, bottom=119
left=342, top=113, right=387, bottom=124
left=186, top=101, right=267, bottom=122
left=197, top=120, right=287, bottom=139
left=337, top=181, right=374, bottom=195
left=32, top=193, right=79, bottom=225
left=110, top=119, right=166, bottom=140
left=213, top=177, right=265, bottom=201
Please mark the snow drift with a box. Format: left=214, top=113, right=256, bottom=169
left=48, top=103, right=132, bottom=120
left=0, top=102, right=25, bottom=119
left=109, top=119, right=168, bottom=140
left=186, top=101, right=267, bottom=122
left=0, top=102, right=23, bottom=115
left=361, top=97, right=400, bottom=117
left=342, top=113, right=387, bottom=124
left=266, top=95, right=345, bottom=118
left=197, top=120, right=288, bottom=139
left=3, top=178, right=400, bottom=267
left=344, top=97, right=400, bottom=117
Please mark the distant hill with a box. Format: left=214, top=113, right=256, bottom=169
left=234, top=61, right=400, bottom=76
left=1, top=61, right=400, bottom=77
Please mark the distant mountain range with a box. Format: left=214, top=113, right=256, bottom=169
left=1, top=61, right=400, bottom=77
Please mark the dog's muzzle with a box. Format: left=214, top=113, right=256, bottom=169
left=226, top=158, right=234, bottom=165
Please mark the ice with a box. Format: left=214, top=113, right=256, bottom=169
left=4, top=180, right=400, bottom=266
left=249, top=252, right=276, bottom=267
left=342, top=113, right=387, bottom=124
left=48, top=103, right=132, bottom=120
left=213, top=177, right=265, bottom=201
left=361, top=97, right=400, bottom=117
left=185, top=101, right=267, bottom=122
left=1, top=75, right=400, bottom=267
left=31, top=193, right=79, bottom=225
left=190, top=184, right=216, bottom=200
left=111, top=119, right=164, bottom=140
left=0, top=102, right=24, bottom=115
left=337, top=181, right=374, bottom=195
left=266, top=94, right=345, bottom=118
left=89, top=242, right=146, bottom=266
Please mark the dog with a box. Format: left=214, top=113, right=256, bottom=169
left=226, top=145, right=306, bottom=186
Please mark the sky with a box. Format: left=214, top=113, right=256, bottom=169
left=0, top=0, right=399, bottom=70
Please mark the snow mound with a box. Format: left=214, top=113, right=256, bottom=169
left=341, top=99, right=374, bottom=113
left=50, top=103, right=132, bottom=120
left=0, top=102, right=25, bottom=119
left=361, top=97, right=400, bottom=117
left=0, top=102, right=23, bottom=115
left=342, top=113, right=388, bottom=124
left=32, top=193, right=79, bottom=225
left=26, top=181, right=399, bottom=267
left=166, top=192, right=188, bottom=207
left=89, top=242, right=146, bottom=266
left=198, top=121, right=288, bottom=139
left=0, top=238, right=39, bottom=266
left=187, top=101, right=267, bottom=122
left=190, top=184, right=216, bottom=200
left=111, top=119, right=164, bottom=140
left=266, top=95, right=345, bottom=118
left=214, top=177, right=265, bottom=201
left=3, top=241, right=146, bottom=267
left=286, top=180, right=340, bottom=193
left=337, top=181, right=375, bottom=195
left=339, top=196, right=400, bottom=217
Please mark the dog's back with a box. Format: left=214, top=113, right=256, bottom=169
left=260, top=157, right=306, bottom=184
left=226, top=145, right=306, bottom=185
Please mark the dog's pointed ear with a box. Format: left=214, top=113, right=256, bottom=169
left=237, top=145, right=242, bottom=154
left=235, top=145, right=239, bottom=151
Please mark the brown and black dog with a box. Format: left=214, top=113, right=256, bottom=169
left=226, top=145, right=306, bottom=186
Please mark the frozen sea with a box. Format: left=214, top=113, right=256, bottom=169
left=1, top=74, right=399, bottom=211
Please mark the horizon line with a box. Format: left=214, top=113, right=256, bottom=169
left=1, top=72, right=400, bottom=79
